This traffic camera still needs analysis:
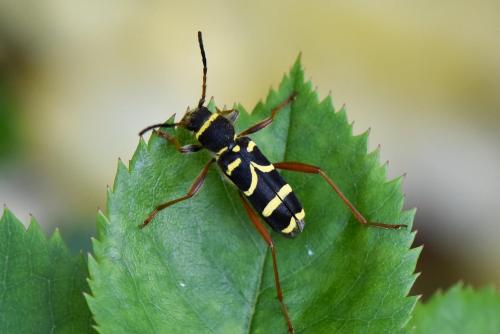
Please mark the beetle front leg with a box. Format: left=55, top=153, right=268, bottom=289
left=139, top=159, right=214, bottom=228
left=155, top=130, right=203, bottom=154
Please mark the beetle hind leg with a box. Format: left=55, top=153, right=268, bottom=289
left=273, top=161, right=407, bottom=230
left=238, top=192, right=295, bottom=334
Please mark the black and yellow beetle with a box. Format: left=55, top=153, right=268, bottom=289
left=139, top=31, right=406, bottom=334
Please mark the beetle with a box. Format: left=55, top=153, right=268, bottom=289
left=138, top=31, right=407, bottom=334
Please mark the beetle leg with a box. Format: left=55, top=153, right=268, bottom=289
left=238, top=93, right=296, bottom=137
left=238, top=192, right=295, bottom=334
left=216, top=107, right=240, bottom=123
left=273, top=161, right=407, bottom=230
left=155, top=130, right=203, bottom=153
left=139, top=159, right=214, bottom=228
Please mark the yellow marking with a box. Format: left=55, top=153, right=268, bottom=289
left=195, top=113, right=219, bottom=139
left=282, top=217, right=297, bottom=234
left=232, top=145, right=240, bottom=152
left=244, top=164, right=258, bottom=196
left=226, top=158, right=242, bottom=176
left=262, top=184, right=293, bottom=217
left=295, top=209, right=305, bottom=220
left=247, top=141, right=256, bottom=152
left=216, top=146, right=228, bottom=156
left=251, top=161, right=274, bottom=173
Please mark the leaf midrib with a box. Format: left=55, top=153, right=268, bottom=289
left=245, top=95, right=294, bottom=334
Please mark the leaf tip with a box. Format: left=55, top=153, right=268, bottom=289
left=293, top=52, right=302, bottom=69
left=96, top=212, right=110, bottom=238
left=366, top=126, right=372, bottom=136
left=26, top=216, right=44, bottom=235
left=96, top=209, right=109, bottom=225
left=320, top=93, right=335, bottom=113
left=207, top=98, right=217, bottom=111
left=50, top=227, right=63, bottom=243
left=129, top=135, right=150, bottom=172
left=1, top=204, right=11, bottom=220
left=83, top=291, right=94, bottom=304
left=113, top=158, right=130, bottom=192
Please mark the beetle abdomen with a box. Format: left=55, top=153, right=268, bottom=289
left=217, top=137, right=305, bottom=237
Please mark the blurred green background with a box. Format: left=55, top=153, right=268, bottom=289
left=0, top=1, right=499, bottom=299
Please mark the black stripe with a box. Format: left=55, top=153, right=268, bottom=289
left=198, top=115, right=235, bottom=152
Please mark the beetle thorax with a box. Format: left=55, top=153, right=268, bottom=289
left=183, top=106, right=235, bottom=152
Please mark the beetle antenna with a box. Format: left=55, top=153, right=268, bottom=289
left=139, top=123, right=177, bottom=136
left=198, top=31, right=207, bottom=108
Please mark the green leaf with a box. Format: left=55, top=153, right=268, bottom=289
left=0, top=208, right=95, bottom=333
left=408, top=283, right=500, bottom=333
left=88, top=57, right=419, bottom=333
